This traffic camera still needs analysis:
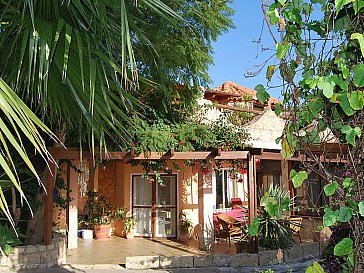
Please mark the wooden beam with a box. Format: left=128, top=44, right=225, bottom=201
left=247, top=154, right=258, bottom=253
left=48, top=147, right=249, bottom=160
left=44, top=161, right=56, bottom=245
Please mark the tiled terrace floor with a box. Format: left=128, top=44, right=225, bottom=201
left=66, top=237, right=237, bottom=265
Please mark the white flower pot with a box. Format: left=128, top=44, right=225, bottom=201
left=82, top=229, right=93, bottom=240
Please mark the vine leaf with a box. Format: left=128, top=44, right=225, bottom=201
left=338, top=206, right=352, bottom=222
left=255, top=84, right=270, bottom=103
left=348, top=90, right=364, bottom=110
left=324, top=181, right=338, bottom=196
left=276, top=42, right=290, bottom=60
left=274, top=103, right=283, bottom=116
left=290, top=170, right=308, bottom=188
left=351, top=33, right=364, bottom=57
left=317, top=78, right=335, bottom=98
left=358, top=201, right=364, bottom=217
left=323, top=208, right=338, bottom=227
left=337, top=92, right=356, bottom=116
left=281, top=138, right=294, bottom=159
left=334, top=238, right=353, bottom=256
left=353, top=64, right=364, bottom=87
left=266, top=65, right=275, bottom=81
left=277, top=0, right=286, bottom=5
left=341, top=125, right=361, bottom=145
left=343, top=177, right=356, bottom=189
left=305, top=261, right=325, bottom=273
left=335, top=0, right=351, bottom=14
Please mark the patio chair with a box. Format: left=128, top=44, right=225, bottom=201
left=215, top=214, right=241, bottom=246
left=290, top=217, right=303, bottom=243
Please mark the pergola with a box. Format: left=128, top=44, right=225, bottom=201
left=44, top=147, right=262, bottom=252
left=43, top=145, right=346, bottom=252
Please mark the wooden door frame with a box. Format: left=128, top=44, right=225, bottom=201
left=131, top=174, right=178, bottom=238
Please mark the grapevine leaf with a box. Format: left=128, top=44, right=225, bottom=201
left=348, top=91, right=364, bottom=110
left=334, top=238, right=353, bottom=256
left=323, top=208, right=338, bottom=227
left=324, top=181, right=338, bottom=196
left=290, top=170, right=308, bottom=188
left=335, top=0, right=352, bottom=14
left=353, top=64, right=364, bottom=87
left=276, top=42, right=290, bottom=60
left=351, top=33, right=364, bottom=57
left=266, top=65, right=276, bottom=81
left=305, top=261, right=325, bottom=273
left=255, top=84, right=270, bottom=103
left=274, top=103, right=284, bottom=116
left=317, top=79, right=335, bottom=98
left=358, top=201, right=364, bottom=216
left=338, top=206, right=352, bottom=222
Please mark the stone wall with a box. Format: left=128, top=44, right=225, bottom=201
left=125, top=242, right=321, bottom=269
left=0, top=233, right=66, bottom=270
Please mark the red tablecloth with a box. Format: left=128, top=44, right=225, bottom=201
left=213, top=208, right=248, bottom=224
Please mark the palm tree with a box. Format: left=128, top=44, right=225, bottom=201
left=0, top=0, right=179, bottom=149
left=0, top=78, right=54, bottom=226
left=0, top=0, right=179, bottom=223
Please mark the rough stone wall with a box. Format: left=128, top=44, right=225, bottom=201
left=244, top=109, right=285, bottom=149
left=0, top=233, right=66, bottom=270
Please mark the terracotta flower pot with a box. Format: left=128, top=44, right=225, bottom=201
left=94, top=224, right=111, bottom=239
left=179, top=233, right=189, bottom=242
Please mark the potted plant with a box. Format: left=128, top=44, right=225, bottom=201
left=235, top=224, right=249, bottom=253
left=124, top=216, right=137, bottom=239
left=178, top=211, right=193, bottom=242
left=87, top=191, right=126, bottom=239
left=313, top=225, right=324, bottom=242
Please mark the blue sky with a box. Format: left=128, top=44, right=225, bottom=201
left=208, top=1, right=282, bottom=99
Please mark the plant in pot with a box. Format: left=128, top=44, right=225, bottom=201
left=248, top=183, right=297, bottom=250
left=313, top=225, right=324, bottom=242
left=124, top=216, right=137, bottom=239
left=87, top=191, right=126, bottom=239
left=178, top=211, right=193, bottom=242
left=235, top=224, right=249, bottom=253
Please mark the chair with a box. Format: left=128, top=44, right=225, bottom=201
left=290, top=217, right=303, bottom=243
left=231, top=198, right=243, bottom=206
left=215, top=214, right=242, bottom=246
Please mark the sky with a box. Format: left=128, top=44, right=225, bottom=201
left=208, top=0, right=281, bottom=99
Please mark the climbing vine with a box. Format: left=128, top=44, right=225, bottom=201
left=255, top=0, right=364, bottom=271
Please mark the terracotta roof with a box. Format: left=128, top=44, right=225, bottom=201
left=206, top=81, right=280, bottom=105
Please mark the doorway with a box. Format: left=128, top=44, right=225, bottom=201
left=132, top=174, right=177, bottom=238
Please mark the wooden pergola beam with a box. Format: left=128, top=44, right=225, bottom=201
left=48, top=147, right=250, bottom=161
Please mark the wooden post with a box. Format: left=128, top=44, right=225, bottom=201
left=44, top=161, right=56, bottom=245
left=67, top=160, right=79, bottom=249
left=247, top=154, right=258, bottom=253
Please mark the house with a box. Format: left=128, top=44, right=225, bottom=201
left=44, top=81, right=342, bottom=252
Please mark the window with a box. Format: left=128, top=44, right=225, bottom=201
left=294, top=164, right=343, bottom=215
left=215, top=169, right=247, bottom=209
left=257, top=160, right=282, bottom=196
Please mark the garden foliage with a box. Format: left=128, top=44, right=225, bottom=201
left=256, top=0, right=364, bottom=271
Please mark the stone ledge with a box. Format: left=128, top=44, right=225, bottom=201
left=1, top=233, right=66, bottom=270
left=124, top=242, right=321, bottom=270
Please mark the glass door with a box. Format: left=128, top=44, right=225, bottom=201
left=132, top=176, right=152, bottom=237
left=155, top=176, right=177, bottom=237
left=132, top=174, right=177, bottom=238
